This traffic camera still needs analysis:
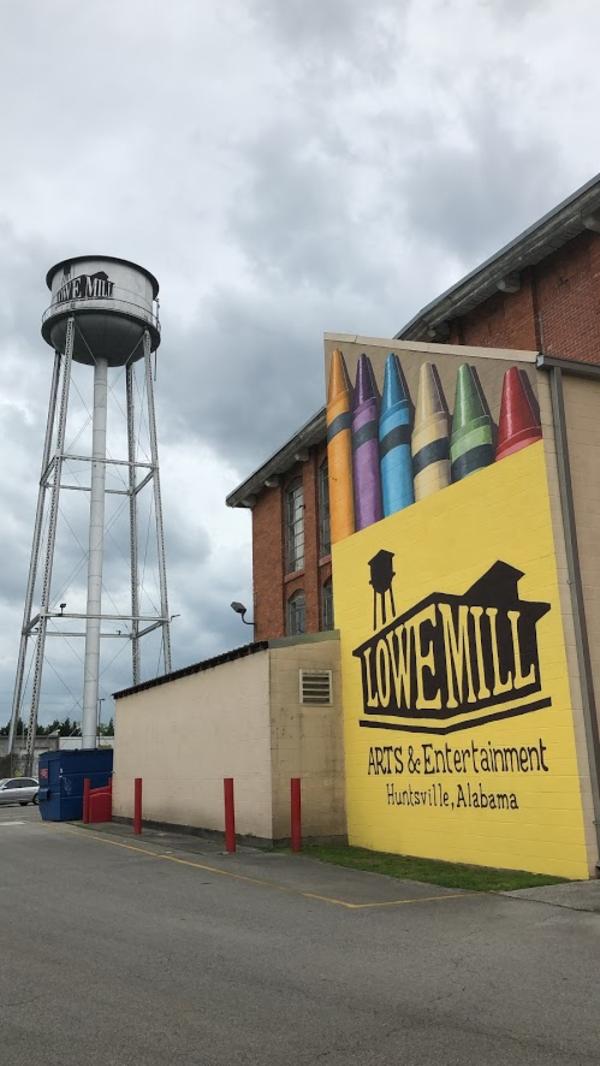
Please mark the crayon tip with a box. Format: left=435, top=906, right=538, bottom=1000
left=415, top=362, right=447, bottom=423
left=496, top=366, right=542, bottom=459
left=327, top=349, right=352, bottom=405
left=354, top=353, right=377, bottom=407
left=382, top=353, right=409, bottom=413
left=452, top=364, right=486, bottom=432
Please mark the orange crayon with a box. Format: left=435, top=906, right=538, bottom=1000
left=326, top=349, right=355, bottom=543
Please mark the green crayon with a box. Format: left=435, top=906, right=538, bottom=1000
left=450, top=364, right=494, bottom=482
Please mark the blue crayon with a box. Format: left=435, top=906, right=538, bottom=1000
left=378, top=353, right=415, bottom=516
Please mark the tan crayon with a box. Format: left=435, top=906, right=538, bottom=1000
left=411, top=362, right=451, bottom=500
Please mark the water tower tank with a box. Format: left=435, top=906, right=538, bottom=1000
left=41, top=255, right=160, bottom=365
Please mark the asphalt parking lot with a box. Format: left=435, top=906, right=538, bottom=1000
left=2, top=804, right=600, bottom=1065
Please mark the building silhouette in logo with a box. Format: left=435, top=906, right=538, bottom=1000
left=354, top=558, right=551, bottom=734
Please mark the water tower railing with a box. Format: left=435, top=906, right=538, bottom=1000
left=41, top=286, right=161, bottom=333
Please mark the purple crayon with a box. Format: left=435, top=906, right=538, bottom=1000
left=352, top=354, right=383, bottom=530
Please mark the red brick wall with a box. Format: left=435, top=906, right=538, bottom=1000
left=252, top=485, right=285, bottom=639
left=453, top=232, right=600, bottom=362
left=459, top=269, right=538, bottom=350
left=315, top=442, right=332, bottom=627
left=252, top=444, right=332, bottom=641
left=533, top=232, right=600, bottom=364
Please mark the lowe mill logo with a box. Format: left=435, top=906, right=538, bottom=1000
left=55, top=270, right=114, bottom=303
left=353, top=553, right=551, bottom=735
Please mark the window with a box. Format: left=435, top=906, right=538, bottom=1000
left=287, top=590, right=305, bottom=636
left=321, top=579, right=334, bottom=631
left=318, top=460, right=330, bottom=557
left=285, top=478, right=304, bottom=573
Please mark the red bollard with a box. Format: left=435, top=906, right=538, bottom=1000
left=83, top=778, right=91, bottom=824
left=291, top=777, right=302, bottom=853
left=224, top=778, right=236, bottom=853
left=133, top=777, right=142, bottom=835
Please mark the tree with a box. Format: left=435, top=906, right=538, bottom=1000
left=39, top=719, right=62, bottom=737
left=58, top=718, right=81, bottom=737
left=1, top=716, right=82, bottom=738
left=0, top=717, right=24, bottom=737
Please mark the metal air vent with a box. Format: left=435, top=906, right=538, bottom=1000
left=299, top=669, right=332, bottom=705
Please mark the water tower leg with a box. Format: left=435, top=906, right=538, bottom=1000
left=25, top=320, right=75, bottom=774
left=143, top=332, right=172, bottom=674
left=81, top=356, right=109, bottom=747
left=126, top=364, right=140, bottom=685
left=8, top=350, right=61, bottom=755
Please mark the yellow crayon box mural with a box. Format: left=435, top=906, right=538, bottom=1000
left=327, top=338, right=590, bottom=879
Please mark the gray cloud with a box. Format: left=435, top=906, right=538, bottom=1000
left=249, top=0, right=407, bottom=75
left=394, top=105, right=570, bottom=265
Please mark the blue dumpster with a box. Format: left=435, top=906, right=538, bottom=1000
left=38, top=748, right=113, bottom=821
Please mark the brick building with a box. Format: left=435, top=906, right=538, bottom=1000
left=227, top=411, right=330, bottom=640
left=227, top=173, right=600, bottom=641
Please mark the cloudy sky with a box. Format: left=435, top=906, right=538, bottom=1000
left=1, top=0, right=599, bottom=728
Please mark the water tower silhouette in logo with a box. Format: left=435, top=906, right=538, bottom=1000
left=8, top=257, right=172, bottom=770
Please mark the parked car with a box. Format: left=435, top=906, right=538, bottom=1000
left=0, top=778, right=39, bottom=806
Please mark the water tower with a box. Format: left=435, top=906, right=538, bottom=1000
left=8, top=257, right=172, bottom=770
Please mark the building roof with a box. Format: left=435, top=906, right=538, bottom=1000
left=113, top=630, right=339, bottom=699
left=226, top=407, right=326, bottom=508
left=227, top=173, right=600, bottom=506
left=396, top=172, right=600, bottom=341
left=113, top=640, right=268, bottom=698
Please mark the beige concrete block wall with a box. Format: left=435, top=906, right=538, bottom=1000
left=538, top=370, right=599, bottom=873
left=113, top=650, right=273, bottom=839
left=563, top=375, right=600, bottom=735
left=269, top=636, right=346, bottom=841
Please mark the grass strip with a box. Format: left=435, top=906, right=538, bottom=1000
left=302, top=843, right=569, bottom=892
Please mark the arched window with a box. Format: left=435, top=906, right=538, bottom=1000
left=285, top=477, right=304, bottom=573
left=318, top=460, right=330, bottom=558
left=287, top=590, right=305, bottom=636
left=321, top=578, right=334, bottom=631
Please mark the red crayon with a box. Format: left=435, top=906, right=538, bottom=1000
left=496, top=367, right=542, bottom=461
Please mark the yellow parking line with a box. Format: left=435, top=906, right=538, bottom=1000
left=339, top=893, right=468, bottom=909
left=54, top=824, right=469, bottom=911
